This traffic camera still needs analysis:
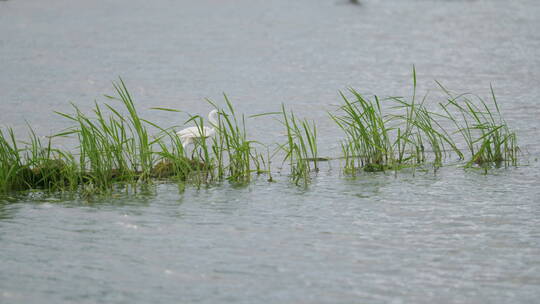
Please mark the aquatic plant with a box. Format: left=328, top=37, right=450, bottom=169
left=386, top=69, right=462, bottom=168
left=330, top=90, right=393, bottom=173
left=329, top=68, right=514, bottom=174
left=280, top=104, right=319, bottom=185
left=54, top=80, right=156, bottom=192
left=0, top=128, right=26, bottom=192
left=149, top=119, right=198, bottom=182
left=438, top=83, right=519, bottom=168
left=153, top=95, right=261, bottom=185
left=0, top=74, right=521, bottom=196
left=23, top=128, right=79, bottom=191
left=108, top=79, right=155, bottom=177
left=210, top=96, right=256, bottom=183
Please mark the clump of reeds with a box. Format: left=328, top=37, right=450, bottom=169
left=330, top=68, right=517, bottom=174
left=279, top=104, right=319, bottom=185
left=209, top=95, right=257, bottom=183
left=0, top=128, right=27, bottom=192
left=330, top=90, right=393, bottom=173
left=385, top=69, right=462, bottom=168
left=153, top=95, right=263, bottom=186
left=54, top=79, right=156, bottom=193
left=147, top=121, right=199, bottom=183
left=0, top=74, right=521, bottom=196
left=0, top=127, right=80, bottom=193
left=23, top=128, right=79, bottom=191
left=438, top=83, right=519, bottom=168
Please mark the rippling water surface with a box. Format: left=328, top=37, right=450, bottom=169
left=1, top=0, right=540, bottom=303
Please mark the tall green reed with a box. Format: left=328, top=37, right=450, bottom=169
left=108, top=79, right=154, bottom=177
left=330, top=68, right=465, bottom=173
left=279, top=104, right=319, bottom=185
left=152, top=95, right=261, bottom=185
left=210, top=95, right=256, bottom=183
left=438, top=83, right=519, bottom=168
left=54, top=79, right=157, bottom=193
left=0, top=127, right=79, bottom=194
left=0, top=75, right=521, bottom=196
left=0, top=128, right=25, bottom=192
left=330, top=90, right=393, bottom=172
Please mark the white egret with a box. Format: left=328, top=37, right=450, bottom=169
left=177, top=109, right=219, bottom=149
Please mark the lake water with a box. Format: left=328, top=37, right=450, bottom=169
left=1, top=0, right=540, bottom=303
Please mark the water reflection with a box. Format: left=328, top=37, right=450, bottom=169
left=0, top=201, right=17, bottom=221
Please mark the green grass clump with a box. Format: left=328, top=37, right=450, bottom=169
left=438, top=83, right=519, bottom=168
left=280, top=104, right=319, bottom=185
left=151, top=124, right=197, bottom=182
left=210, top=95, right=256, bottom=183
left=55, top=79, right=156, bottom=193
left=0, top=128, right=27, bottom=192
left=153, top=95, right=262, bottom=185
left=330, top=90, right=393, bottom=173
left=0, top=73, right=521, bottom=196
left=0, top=127, right=79, bottom=193
left=23, top=129, right=79, bottom=191
left=386, top=70, right=462, bottom=168
left=330, top=68, right=516, bottom=174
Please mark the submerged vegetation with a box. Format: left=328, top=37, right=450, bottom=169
left=0, top=73, right=520, bottom=195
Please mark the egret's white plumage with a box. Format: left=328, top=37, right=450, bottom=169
left=177, top=110, right=219, bottom=149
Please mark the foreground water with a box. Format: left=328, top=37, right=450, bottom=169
left=1, top=0, right=540, bottom=303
